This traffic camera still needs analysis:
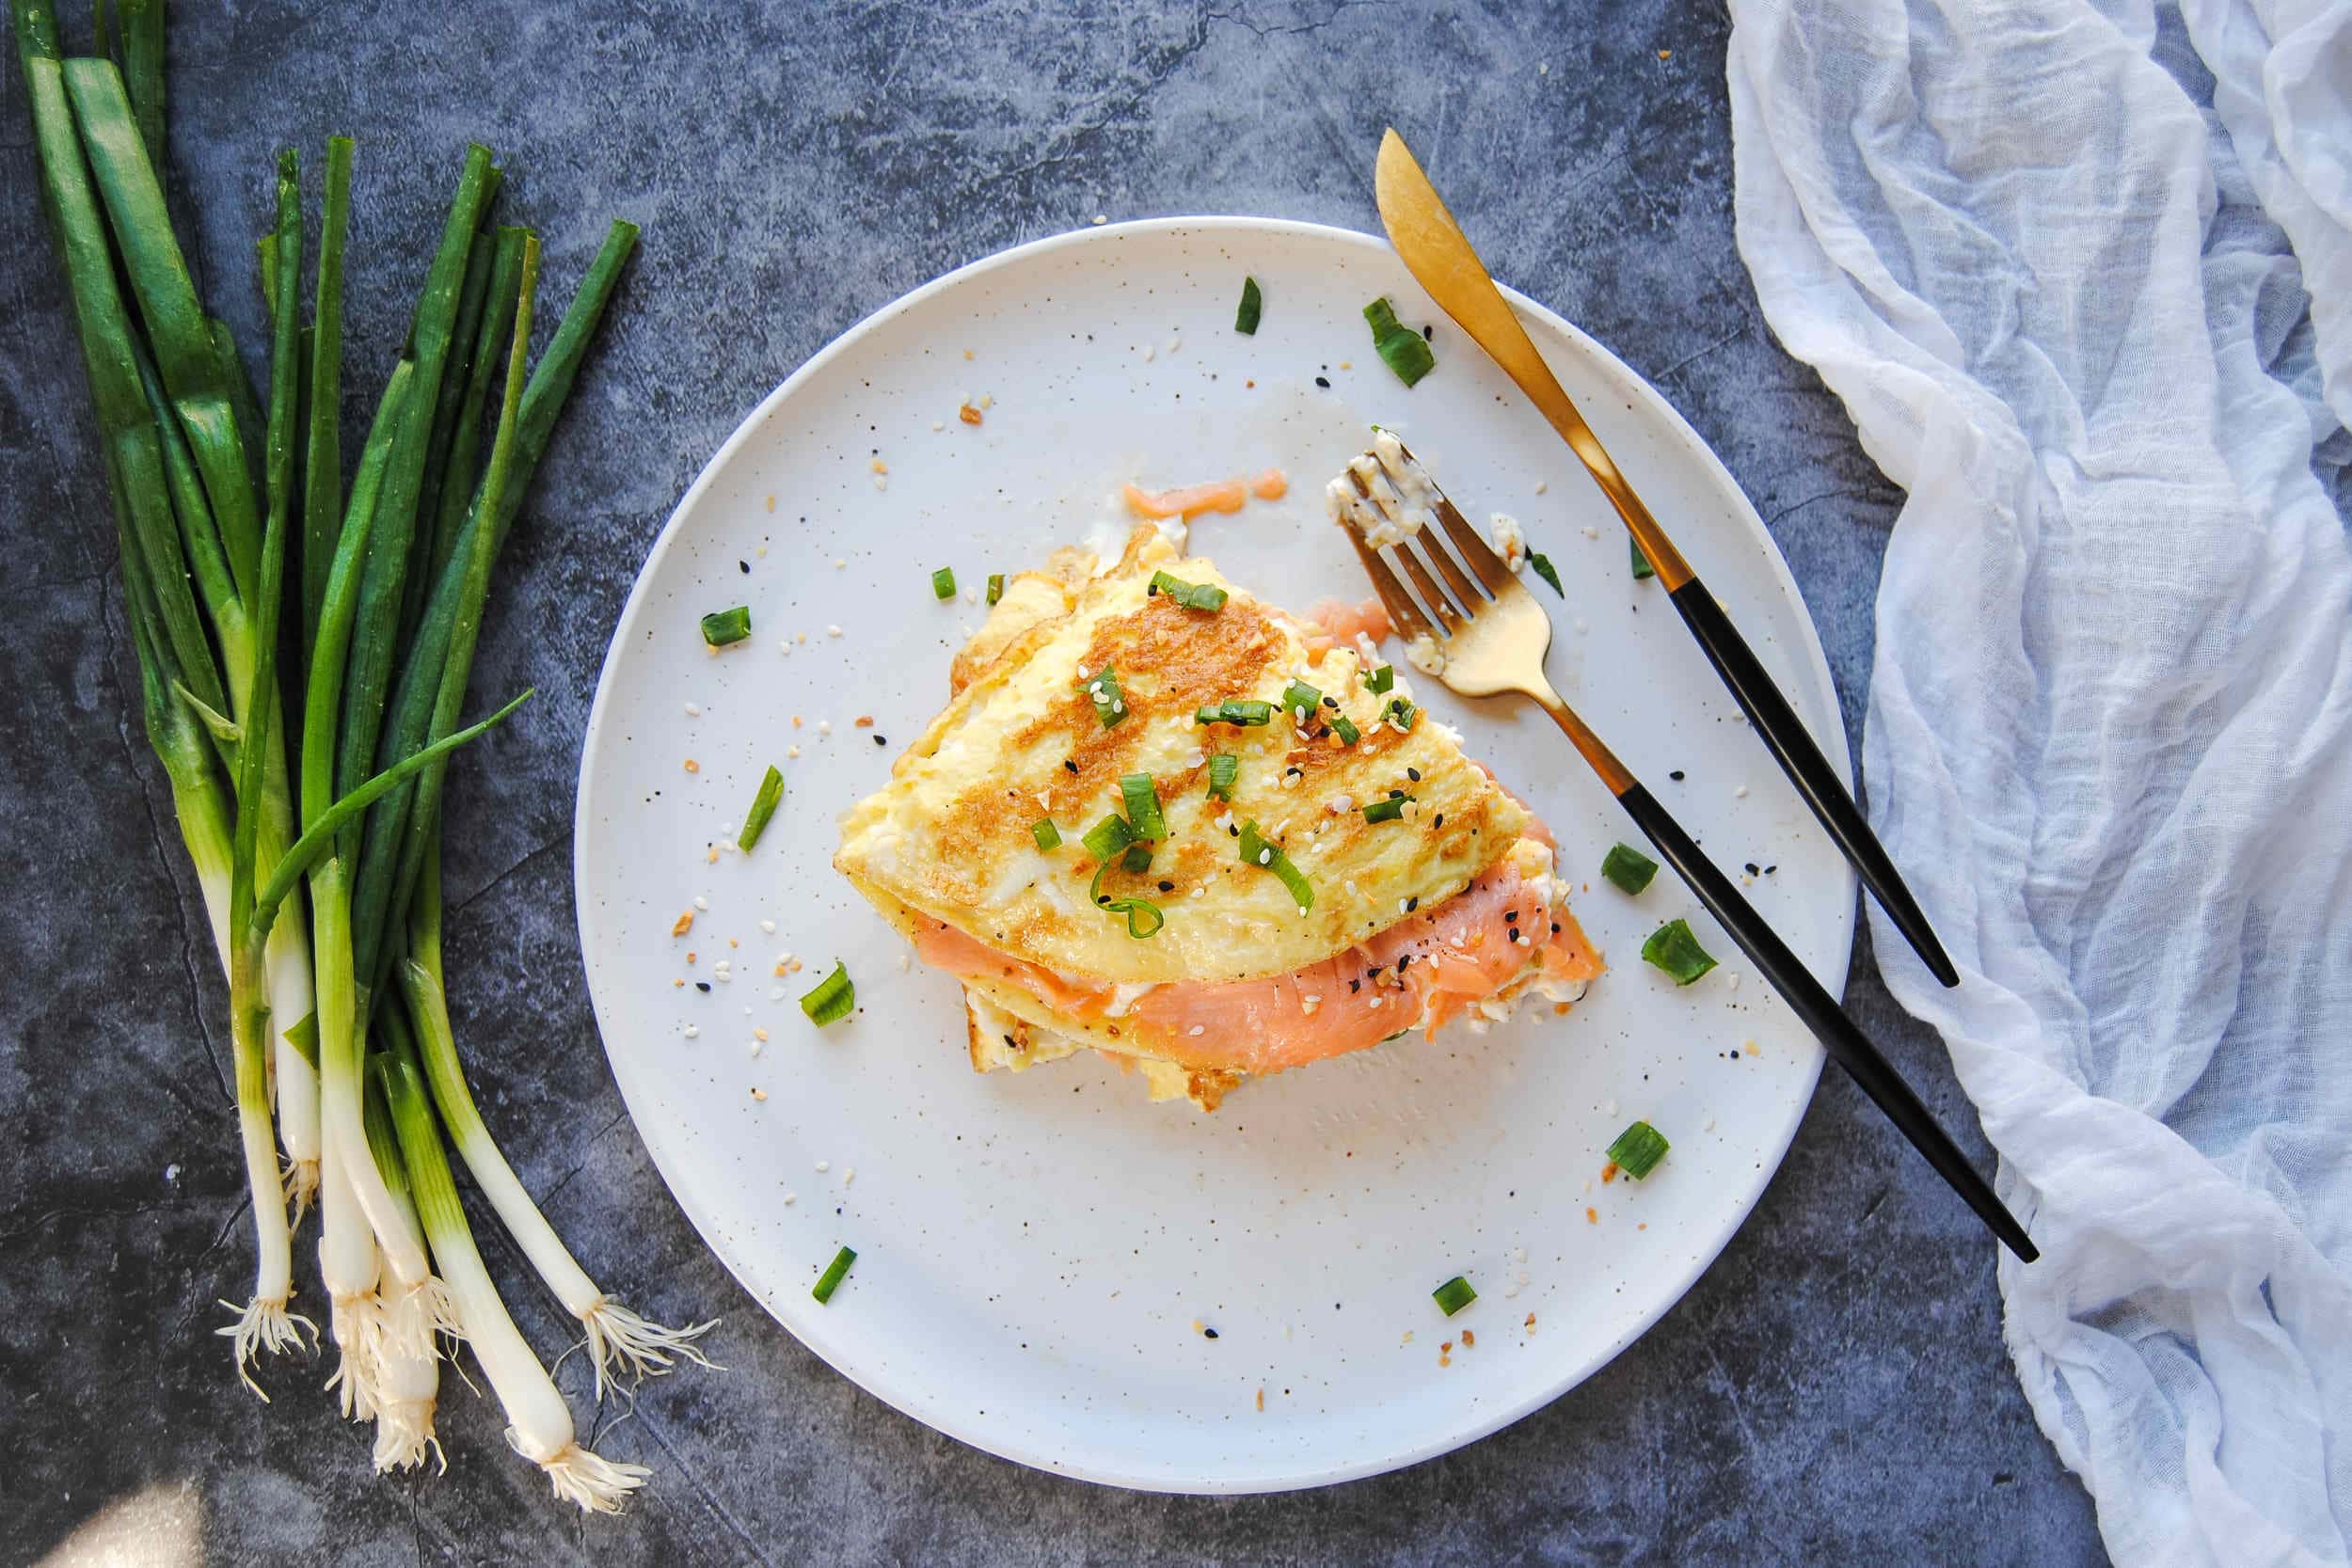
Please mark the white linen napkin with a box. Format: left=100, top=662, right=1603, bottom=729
left=1724, top=2, right=2352, bottom=1563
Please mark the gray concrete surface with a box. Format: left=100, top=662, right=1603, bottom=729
left=0, top=1, right=2105, bottom=1562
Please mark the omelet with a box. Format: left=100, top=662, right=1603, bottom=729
left=836, top=525, right=1601, bottom=1109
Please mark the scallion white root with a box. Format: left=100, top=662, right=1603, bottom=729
left=318, top=1137, right=384, bottom=1423
left=382, top=1051, right=646, bottom=1513
left=402, top=958, right=719, bottom=1396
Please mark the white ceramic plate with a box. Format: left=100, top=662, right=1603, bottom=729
left=576, top=218, right=1854, bottom=1494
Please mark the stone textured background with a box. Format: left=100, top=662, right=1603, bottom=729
left=0, top=2, right=2105, bottom=1563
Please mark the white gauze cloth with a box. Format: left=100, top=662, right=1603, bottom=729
left=1725, top=1, right=2352, bottom=1564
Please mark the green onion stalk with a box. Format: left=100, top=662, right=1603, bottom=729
left=64, top=53, right=324, bottom=1217
left=377, top=1047, right=649, bottom=1512
left=216, top=145, right=311, bottom=1386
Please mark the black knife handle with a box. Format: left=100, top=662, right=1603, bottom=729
left=1665, top=577, right=1961, bottom=989
left=1615, top=782, right=2034, bottom=1261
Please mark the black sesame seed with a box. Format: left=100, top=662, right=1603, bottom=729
left=1064, top=760, right=1079, bottom=773
left=1503, top=910, right=1519, bottom=922
left=1765, top=864, right=1778, bottom=875
left=695, top=982, right=711, bottom=992
left=738, top=560, right=751, bottom=574
left=1507, top=927, right=1520, bottom=942
left=1406, top=768, right=1421, bottom=782
left=1433, top=813, right=1444, bottom=828
left=1348, top=979, right=1362, bottom=994
left=1314, top=375, right=1331, bottom=389
left=1669, top=769, right=1685, bottom=781
left=1158, top=880, right=1175, bottom=893
left=1003, top=1035, right=1017, bottom=1049
left=1202, top=1326, right=1219, bottom=1339
left=1744, top=863, right=1759, bottom=876
left=1422, top=324, right=1434, bottom=341
left=1229, top=824, right=1240, bottom=837
left=1550, top=922, right=1561, bottom=934
left=1406, top=896, right=1418, bottom=911
left=1397, top=954, right=1413, bottom=971
left=874, top=735, right=887, bottom=746
left=1322, top=695, right=1339, bottom=708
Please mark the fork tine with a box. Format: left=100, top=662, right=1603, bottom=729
left=1417, top=521, right=1490, bottom=613
left=1433, top=498, right=1518, bottom=597
left=1343, top=529, right=1436, bottom=643
left=1394, top=540, right=1466, bottom=629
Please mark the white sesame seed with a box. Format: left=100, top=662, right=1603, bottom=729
left=749, top=1040, right=764, bottom=1057
left=779, top=640, right=792, bottom=654
left=1534, top=480, right=1549, bottom=495
left=873, top=476, right=887, bottom=491
left=1514, top=1246, right=1529, bottom=1264
left=842, top=1166, right=855, bottom=1186
left=1092, top=214, right=1107, bottom=225
left=1188, top=1024, right=1205, bottom=1037
left=759, top=919, right=776, bottom=934
left=776, top=951, right=794, bottom=967
left=684, top=702, right=702, bottom=717
left=1604, top=1099, right=1619, bottom=1117
left=692, top=895, right=709, bottom=911
left=783, top=1192, right=797, bottom=1205
left=1190, top=887, right=1204, bottom=899
left=787, top=745, right=800, bottom=758
left=834, top=559, right=846, bottom=570
left=1503, top=1282, right=1521, bottom=1299
left=1258, top=848, right=1273, bottom=865
left=1703, top=1114, right=1717, bottom=1132
left=1581, top=525, right=1599, bottom=540
left=1399, top=898, right=1410, bottom=914
left=898, top=952, right=910, bottom=972
left=683, top=1024, right=700, bottom=1038
left=826, top=625, right=843, bottom=638
left=770, top=987, right=785, bottom=1001
left=932, top=420, right=946, bottom=432
left=818, top=720, right=833, bottom=735
left=962, top=589, right=976, bottom=604
left=1142, top=343, right=1156, bottom=361
left=1367, top=994, right=1384, bottom=1008
left=815, top=1160, right=830, bottom=1173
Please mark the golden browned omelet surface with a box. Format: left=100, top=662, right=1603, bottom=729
left=835, top=528, right=1527, bottom=984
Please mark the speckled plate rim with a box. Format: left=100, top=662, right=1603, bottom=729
left=576, top=215, right=1848, bottom=1494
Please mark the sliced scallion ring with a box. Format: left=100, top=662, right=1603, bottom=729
left=1600, top=843, right=1658, bottom=895
left=1641, top=918, right=1716, bottom=985
left=1234, top=276, right=1262, bottom=335
left=1432, top=1275, right=1476, bottom=1316
left=1081, top=813, right=1136, bottom=865
left=986, top=572, right=1005, bottom=606
left=1206, top=752, right=1239, bottom=801
left=1361, top=793, right=1414, bottom=824
left=1120, top=772, right=1168, bottom=841
left=1030, top=818, right=1061, bottom=851
left=799, top=961, right=855, bottom=1025
left=930, top=567, right=956, bottom=600
left=1195, top=697, right=1273, bottom=727
left=1363, top=663, right=1394, bottom=694
left=812, top=1245, right=856, bottom=1304
left=700, top=605, right=751, bottom=646
left=1329, top=711, right=1360, bottom=745
left=1281, top=679, right=1322, bottom=721
left=1148, top=570, right=1228, bottom=611
left=1238, top=819, right=1313, bottom=913
left=1606, top=1120, right=1670, bottom=1180
left=1077, top=664, right=1126, bottom=729
left=737, top=765, right=785, bottom=850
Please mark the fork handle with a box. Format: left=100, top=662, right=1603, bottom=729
left=1664, top=578, right=1961, bottom=989
left=1613, top=782, right=2036, bottom=1262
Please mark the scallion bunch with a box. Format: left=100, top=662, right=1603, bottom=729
left=13, top=0, right=712, bottom=1512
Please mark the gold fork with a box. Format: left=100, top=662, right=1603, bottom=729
left=1334, top=445, right=2036, bottom=1262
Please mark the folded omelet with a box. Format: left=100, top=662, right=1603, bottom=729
left=836, top=525, right=1600, bottom=1109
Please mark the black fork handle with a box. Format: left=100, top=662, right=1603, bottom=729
left=1615, top=781, right=2035, bottom=1261
left=1667, top=578, right=1961, bottom=989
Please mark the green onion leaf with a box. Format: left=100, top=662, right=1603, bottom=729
left=1081, top=814, right=1136, bottom=865
left=1600, top=843, right=1659, bottom=895
left=1234, top=276, right=1263, bottom=336
left=1641, top=918, right=1716, bottom=985
left=1329, top=711, right=1361, bottom=745
left=1207, top=753, right=1239, bottom=801
left=1362, top=794, right=1414, bottom=824
left=1432, top=1275, right=1477, bottom=1316
left=931, top=567, right=956, bottom=600
left=1238, top=819, right=1314, bottom=913
left=283, top=1010, right=322, bottom=1073
left=1606, top=1120, right=1670, bottom=1180
left=1529, top=550, right=1565, bottom=597
left=1382, top=697, right=1420, bottom=732
left=1077, top=665, right=1126, bottom=729
left=701, top=605, right=751, bottom=646
left=812, top=1245, right=856, bottom=1304
left=1364, top=296, right=1437, bottom=388
left=1120, top=843, right=1153, bottom=874
left=1630, top=539, right=1656, bottom=581
left=800, top=961, right=855, bottom=1025
left=986, top=573, right=1005, bottom=606
left=1364, top=664, right=1395, bottom=695
left=1281, top=679, right=1323, bottom=721
left=1120, top=773, right=1168, bottom=840
left=1149, top=570, right=1228, bottom=611
left=738, top=765, right=786, bottom=851
left=1031, top=818, right=1062, bottom=851
left=1196, top=698, right=1274, bottom=727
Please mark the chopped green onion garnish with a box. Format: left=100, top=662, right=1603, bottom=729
left=1207, top=752, right=1239, bottom=801
left=1281, top=679, right=1323, bottom=721
left=1607, top=1120, right=1670, bottom=1179
left=1329, top=712, right=1361, bottom=745
left=1361, top=794, right=1414, bottom=824
left=1077, top=665, right=1126, bottom=728
left=1529, top=550, right=1565, bottom=597
left=1364, top=664, right=1395, bottom=695
left=1234, top=276, right=1263, bottom=335
left=1149, top=570, right=1228, bottom=611
left=738, top=765, right=786, bottom=850
left=1120, top=772, right=1168, bottom=840
left=1238, top=819, right=1314, bottom=913
left=1120, top=843, right=1153, bottom=873
left=812, top=1245, right=856, bottom=1304
left=1432, top=1275, right=1476, bottom=1316
left=1382, top=697, right=1420, bottom=732
left=1031, top=818, right=1062, bottom=851
left=931, top=567, right=956, bottom=600
left=1641, top=918, right=1717, bottom=985
left=1087, top=859, right=1166, bottom=938
left=1600, top=843, right=1659, bottom=895
left=1364, top=296, right=1436, bottom=388
left=800, top=961, right=855, bottom=1025
left=1195, top=698, right=1273, bottom=727
left=986, top=572, right=1006, bottom=606
left=700, top=605, right=751, bottom=646
left=1630, top=539, right=1656, bottom=580
left=1081, top=813, right=1136, bottom=865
